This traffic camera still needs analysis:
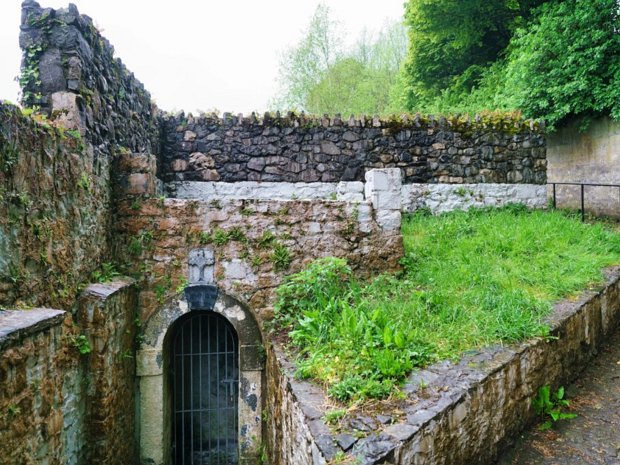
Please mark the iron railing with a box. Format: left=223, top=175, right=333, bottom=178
left=549, top=182, right=620, bottom=222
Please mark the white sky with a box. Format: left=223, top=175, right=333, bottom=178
left=0, top=0, right=405, bottom=113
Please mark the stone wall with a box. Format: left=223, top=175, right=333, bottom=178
left=160, top=112, right=546, bottom=185
left=19, top=0, right=159, bottom=155
left=402, top=183, right=547, bottom=213
left=0, top=280, right=138, bottom=465
left=75, top=280, right=138, bottom=465
left=265, top=267, right=620, bottom=465
left=265, top=346, right=327, bottom=465
left=0, top=103, right=110, bottom=309
left=0, top=309, right=84, bottom=465
left=113, top=195, right=402, bottom=323
left=1, top=0, right=161, bottom=310
left=169, top=180, right=548, bottom=214
left=548, top=117, right=620, bottom=217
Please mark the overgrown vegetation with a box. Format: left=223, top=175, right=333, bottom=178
left=274, top=206, right=620, bottom=402
left=399, top=0, right=620, bottom=129
left=273, top=0, right=619, bottom=129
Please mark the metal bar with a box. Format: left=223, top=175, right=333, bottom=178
left=581, top=184, right=585, bottom=222
left=549, top=182, right=620, bottom=188
left=552, top=183, right=556, bottom=209
left=181, top=322, right=185, bottom=465
left=207, top=316, right=211, bottom=462
left=224, top=318, right=229, bottom=464
left=216, top=315, right=220, bottom=465
left=190, top=316, right=194, bottom=465
left=199, top=315, right=203, bottom=463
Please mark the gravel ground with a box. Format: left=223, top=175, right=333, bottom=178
left=496, top=329, right=620, bottom=465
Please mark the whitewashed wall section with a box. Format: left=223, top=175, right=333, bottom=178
left=168, top=179, right=546, bottom=215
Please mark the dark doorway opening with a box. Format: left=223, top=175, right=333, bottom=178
left=171, top=312, right=239, bottom=465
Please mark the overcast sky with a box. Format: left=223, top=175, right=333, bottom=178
left=0, top=0, right=405, bottom=113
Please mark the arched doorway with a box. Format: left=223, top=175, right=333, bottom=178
left=137, top=289, right=264, bottom=465
left=170, top=312, right=239, bottom=465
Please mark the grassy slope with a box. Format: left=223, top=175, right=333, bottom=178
left=275, top=206, right=620, bottom=401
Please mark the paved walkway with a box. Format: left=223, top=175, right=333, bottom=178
left=496, top=329, right=620, bottom=465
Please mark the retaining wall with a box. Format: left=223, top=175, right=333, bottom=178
left=548, top=117, right=620, bottom=217
left=113, top=173, right=403, bottom=323
left=268, top=268, right=620, bottom=465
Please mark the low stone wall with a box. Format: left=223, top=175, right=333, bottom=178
left=75, top=279, right=138, bottom=465
left=268, top=267, right=620, bottom=465
left=0, top=279, right=138, bottom=465
left=160, top=113, right=546, bottom=185
left=0, top=309, right=84, bottom=465
left=167, top=180, right=364, bottom=202
left=265, top=346, right=330, bottom=465
left=548, top=117, right=620, bottom=217
left=402, top=183, right=547, bottom=213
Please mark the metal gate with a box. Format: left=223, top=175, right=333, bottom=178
left=171, top=312, right=239, bottom=465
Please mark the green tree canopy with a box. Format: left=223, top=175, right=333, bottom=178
left=502, top=0, right=620, bottom=128
left=271, top=6, right=408, bottom=115
left=399, top=0, right=620, bottom=129
left=401, top=0, right=544, bottom=107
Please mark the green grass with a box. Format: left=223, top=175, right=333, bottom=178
left=274, top=205, right=620, bottom=402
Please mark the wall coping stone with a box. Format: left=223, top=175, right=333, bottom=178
left=0, top=308, right=65, bottom=350
left=80, top=278, right=136, bottom=300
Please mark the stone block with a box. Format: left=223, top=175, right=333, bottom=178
left=170, top=158, right=188, bottom=172
left=199, top=169, right=221, bottom=181
left=51, top=91, right=83, bottom=132
left=125, top=173, right=157, bottom=195
left=365, top=170, right=390, bottom=192
left=368, top=191, right=402, bottom=211
left=117, top=152, right=156, bottom=174
left=376, top=210, right=401, bottom=231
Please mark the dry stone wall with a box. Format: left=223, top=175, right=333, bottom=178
left=19, top=0, right=159, bottom=155
left=160, top=113, right=546, bottom=185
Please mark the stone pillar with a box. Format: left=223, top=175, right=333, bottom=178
left=136, top=348, right=168, bottom=465
left=115, top=152, right=162, bottom=197
left=365, top=168, right=402, bottom=231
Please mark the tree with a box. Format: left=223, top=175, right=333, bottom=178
left=501, top=0, right=620, bottom=129
left=400, top=0, right=545, bottom=110
left=272, top=9, right=408, bottom=116
left=271, top=5, right=342, bottom=111
left=398, top=0, right=619, bottom=129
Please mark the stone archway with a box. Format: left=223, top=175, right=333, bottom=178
left=136, top=285, right=264, bottom=465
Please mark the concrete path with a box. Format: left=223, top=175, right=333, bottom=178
left=496, top=329, right=620, bottom=465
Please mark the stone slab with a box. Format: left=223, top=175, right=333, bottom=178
left=0, top=308, right=65, bottom=349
